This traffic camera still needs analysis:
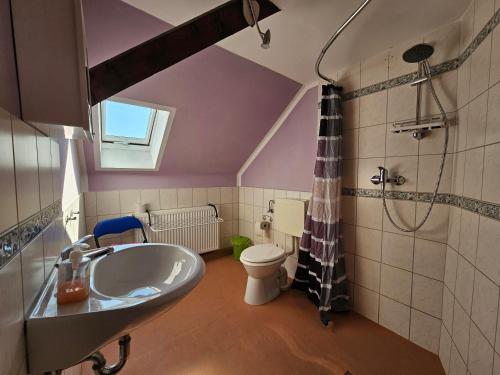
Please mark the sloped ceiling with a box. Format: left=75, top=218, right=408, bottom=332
left=82, top=0, right=300, bottom=190
left=122, top=0, right=472, bottom=84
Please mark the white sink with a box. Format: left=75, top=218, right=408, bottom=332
left=26, top=243, right=205, bottom=374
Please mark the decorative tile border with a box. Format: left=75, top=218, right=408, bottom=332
left=0, top=200, right=62, bottom=270
left=342, top=188, right=500, bottom=221
left=342, top=8, right=500, bottom=101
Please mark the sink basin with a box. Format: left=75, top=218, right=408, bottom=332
left=26, top=243, right=205, bottom=374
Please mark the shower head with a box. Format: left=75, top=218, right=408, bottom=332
left=261, top=29, right=271, bottom=49
left=243, top=0, right=272, bottom=49
left=402, top=43, right=434, bottom=63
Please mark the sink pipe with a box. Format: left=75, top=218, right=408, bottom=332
left=84, top=335, right=131, bottom=375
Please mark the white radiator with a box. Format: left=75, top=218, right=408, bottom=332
left=136, top=205, right=222, bottom=254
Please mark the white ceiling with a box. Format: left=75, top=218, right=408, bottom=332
left=122, top=0, right=471, bottom=84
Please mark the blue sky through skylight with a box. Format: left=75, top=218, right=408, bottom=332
left=104, top=100, right=152, bottom=139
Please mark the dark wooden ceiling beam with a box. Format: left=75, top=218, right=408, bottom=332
left=89, top=0, right=280, bottom=105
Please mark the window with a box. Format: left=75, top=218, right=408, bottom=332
left=94, top=98, right=176, bottom=171
left=101, top=99, right=156, bottom=145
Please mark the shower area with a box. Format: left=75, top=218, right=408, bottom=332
left=334, top=0, right=500, bottom=372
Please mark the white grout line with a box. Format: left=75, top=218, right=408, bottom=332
left=236, top=81, right=319, bottom=186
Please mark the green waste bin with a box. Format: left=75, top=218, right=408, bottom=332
left=231, top=236, right=252, bottom=260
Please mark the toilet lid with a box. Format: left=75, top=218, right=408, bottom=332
left=241, top=244, right=285, bottom=263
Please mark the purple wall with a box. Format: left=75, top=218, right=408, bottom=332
left=241, top=87, right=318, bottom=192
left=82, top=0, right=301, bottom=191
left=0, top=0, right=20, bottom=116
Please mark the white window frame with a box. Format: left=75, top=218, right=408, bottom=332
left=92, top=97, right=176, bottom=171
left=100, top=97, right=156, bottom=146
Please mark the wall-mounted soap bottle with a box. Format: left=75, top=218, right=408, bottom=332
left=57, top=247, right=90, bottom=305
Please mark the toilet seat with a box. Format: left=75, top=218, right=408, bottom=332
left=240, top=244, right=285, bottom=264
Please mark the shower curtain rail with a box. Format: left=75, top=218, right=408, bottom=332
left=315, top=0, right=373, bottom=86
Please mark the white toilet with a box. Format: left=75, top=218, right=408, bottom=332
left=240, top=244, right=287, bottom=305
left=240, top=198, right=308, bottom=305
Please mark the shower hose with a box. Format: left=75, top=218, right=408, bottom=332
left=381, top=62, right=450, bottom=233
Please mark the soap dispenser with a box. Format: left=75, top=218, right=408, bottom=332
left=57, top=246, right=91, bottom=305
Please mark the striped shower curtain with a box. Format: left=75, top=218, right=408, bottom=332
left=292, top=84, right=349, bottom=325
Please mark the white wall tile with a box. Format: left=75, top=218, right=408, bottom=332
left=192, top=188, right=208, bottom=207
left=444, top=246, right=458, bottom=292
left=253, top=188, right=264, bottom=207
left=357, top=158, right=384, bottom=190
left=160, top=189, right=177, bottom=210
left=355, top=226, right=382, bottom=261
left=355, top=256, right=380, bottom=292
left=462, top=147, right=484, bottom=200
left=453, top=299, right=471, bottom=361
left=207, top=187, right=221, bottom=204
left=381, top=232, right=414, bottom=271
left=96, top=191, right=120, bottom=215
left=356, top=197, right=382, bottom=230
left=359, top=91, right=388, bottom=127
left=84, top=192, right=96, bottom=217
left=379, top=295, right=410, bottom=338
left=177, top=188, right=193, bottom=208
left=380, top=264, right=412, bottom=305
left=409, top=309, right=441, bottom=354
left=220, top=187, right=233, bottom=204
left=411, top=274, right=443, bottom=318
left=20, top=234, right=44, bottom=312
left=466, top=90, right=488, bottom=148
left=443, top=286, right=455, bottom=333
left=447, top=206, right=461, bottom=251
left=354, top=284, right=379, bottom=323
left=0, top=108, right=18, bottom=232
left=455, top=255, right=475, bottom=314
left=385, top=156, right=418, bottom=192
left=486, top=82, right=500, bottom=144
left=471, top=270, right=499, bottom=345
left=439, top=324, right=452, bottom=374
left=0, top=256, right=25, bottom=375
left=119, top=190, right=140, bottom=214
left=385, top=124, right=419, bottom=157
left=458, top=210, right=479, bottom=264
left=358, top=124, right=386, bottom=158
left=12, top=118, right=40, bottom=221
left=468, top=322, right=494, bottom=375
left=477, top=215, right=500, bottom=285
left=415, top=202, right=449, bottom=243
left=449, top=343, right=467, bottom=375
left=417, top=154, right=452, bottom=194
left=244, top=187, right=254, bottom=205
left=413, top=239, right=446, bottom=281
left=470, top=34, right=492, bottom=99
left=382, top=200, right=416, bottom=235
left=343, top=129, right=359, bottom=159
left=140, top=189, right=160, bottom=211
left=232, top=187, right=239, bottom=203
left=482, top=143, right=500, bottom=204
left=491, top=27, right=500, bottom=86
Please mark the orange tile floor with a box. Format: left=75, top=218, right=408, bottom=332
left=82, top=254, right=444, bottom=375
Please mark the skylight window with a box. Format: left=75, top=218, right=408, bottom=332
left=94, top=98, right=176, bottom=171
left=101, top=99, right=156, bottom=145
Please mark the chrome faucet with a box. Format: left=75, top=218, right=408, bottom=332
left=61, top=234, right=114, bottom=261
left=370, top=166, right=406, bottom=186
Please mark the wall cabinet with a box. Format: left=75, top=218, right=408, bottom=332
left=11, top=0, right=92, bottom=139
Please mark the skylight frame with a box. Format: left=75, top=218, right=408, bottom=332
left=100, top=98, right=157, bottom=146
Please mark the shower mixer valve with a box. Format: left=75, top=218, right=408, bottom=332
left=370, top=166, right=406, bottom=186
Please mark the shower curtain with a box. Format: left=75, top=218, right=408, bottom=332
left=292, top=84, right=349, bottom=325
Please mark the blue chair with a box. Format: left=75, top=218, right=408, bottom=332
left=93, top=216, right=148, bottom=247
